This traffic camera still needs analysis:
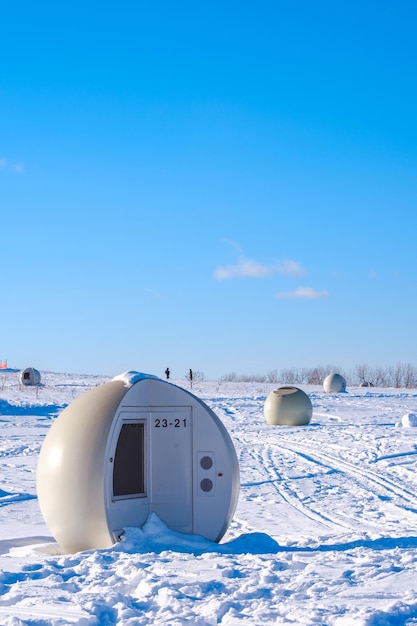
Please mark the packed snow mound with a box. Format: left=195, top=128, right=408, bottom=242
left=401, top=412, right=417, bottom=427
left=116, top=513, right=280, bottom=555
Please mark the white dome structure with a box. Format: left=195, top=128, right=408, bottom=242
left=20, top=367, right=41, bottom=386
left=264, top=386, right=313, bottom=426
left=323, top=373, right=346, bottom=393
left=37, top=372, right=240, bottom=554
left=401, top=413, right=417, bottom=428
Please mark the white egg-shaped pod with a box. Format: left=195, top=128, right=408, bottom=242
left=37, top=373, right=240, bottom=553
left=20, top=367, right=41, bottom=386
left=323, top=373, right=346, bottom=393
left=402, top=412, right=417, bottom=428
left=264, top=386, right=312, bottom=426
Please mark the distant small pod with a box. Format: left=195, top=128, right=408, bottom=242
left=264, top=386, right=312, bottom=426
left=20, top=367, right=41, bottom=386
left=401, top=413, right=417, bottom=428
left=323, top=373, right=346, bottom=393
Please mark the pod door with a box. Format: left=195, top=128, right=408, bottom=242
left=150, top=409, right=193, bottom=533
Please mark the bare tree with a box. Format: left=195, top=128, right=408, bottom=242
left=218, top=362, right=417, bottom=388
left=401, top=363, right=417, bottom=388
left=355, top=363, right=372, bottom=385
left=267, top=369, right=279, bottom=383
left=280, top=368, right=295, bottom=384
left=306, top=367, right=326, bottom=385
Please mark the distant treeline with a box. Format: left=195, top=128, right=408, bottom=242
left=219, top=363, right=417, bottom=388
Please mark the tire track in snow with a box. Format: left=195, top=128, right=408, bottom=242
left=240, top=432, right=417, bottom=535
left=241, top=439, right=354, bottom=532
left=280, top=441, right=417, bottom=512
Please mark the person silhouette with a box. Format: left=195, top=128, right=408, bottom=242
left=165, top=368, right=170, bottom=380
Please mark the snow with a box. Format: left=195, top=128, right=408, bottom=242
left=112, top=371, right=160, bottom=387
left=1, top=370, right=417, bottom=625
left=401, top=412, right=417, bottom=428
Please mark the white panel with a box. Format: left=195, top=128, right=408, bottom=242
left=150, top=409, right=193, bottom=532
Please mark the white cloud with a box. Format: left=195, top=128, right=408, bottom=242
left=277, top=259, right=305, bottom=276
left=214, top=258, right=304, bottom=280
left=0, top=159, right=24, bottom=173
left=275, top=286, right=329, bottom=300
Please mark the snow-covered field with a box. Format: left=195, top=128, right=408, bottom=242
left=1, top=369, right=417, bottom=625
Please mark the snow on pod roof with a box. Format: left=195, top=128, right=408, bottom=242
left=112, top=371, right=160, bottom=387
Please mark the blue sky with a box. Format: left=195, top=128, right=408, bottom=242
left=1, top=1, right=416, bottom=379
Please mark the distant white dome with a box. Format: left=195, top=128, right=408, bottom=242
left=264, top=386, right=312, bottom=426
left=323, top=373, right=346, bottom=393
left=20, top=367, right=41, bottom=386
left=401, top=413, right=417, bottom=428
